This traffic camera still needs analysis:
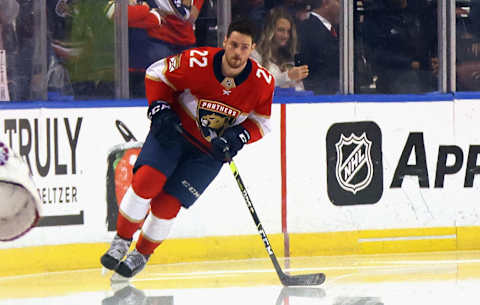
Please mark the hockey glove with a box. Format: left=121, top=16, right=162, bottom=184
left=211, top=125, right=250, bottom=161
left=147, top=100, right=181, bottom=143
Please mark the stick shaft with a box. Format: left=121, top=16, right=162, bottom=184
left=175, top=125, right=325, bottom=285
left=176, top=126, right=286, bottom=275
left=228, top=160, right=286, bottom=277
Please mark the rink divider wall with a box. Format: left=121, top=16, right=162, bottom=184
left=1, top=93, right=480, bottom=275
left=1, top=226, right=480, bottom=276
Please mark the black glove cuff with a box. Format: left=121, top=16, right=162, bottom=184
left=147, top=100, right=171, bottom=120
left=232, top=125, right=251, bottom=144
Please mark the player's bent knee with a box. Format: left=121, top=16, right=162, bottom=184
left=150, top=192, right=181, bottom=220
left=132, top=165, right=167, bottom=199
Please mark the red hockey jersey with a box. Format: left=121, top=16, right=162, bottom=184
left=128, top=0, right=204, bottom=46
left=145, top=46, right=275, bottom=149
left=127, top=4, right=162, bottom=29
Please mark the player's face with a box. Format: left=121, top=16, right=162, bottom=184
left=223, top=31, right=255, bottom=70
left=273, top=18, right=291, bottom=47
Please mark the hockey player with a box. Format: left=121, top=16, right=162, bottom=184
left=0, top=140, right=41, bottom=241
left=101, top=18, right=274, bottom=278
left=105, top=0, right=205, bottom=97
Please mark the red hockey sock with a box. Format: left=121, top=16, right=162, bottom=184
left=136, top=192, right=181, bottom=255
left=116, top=213, right=141, bottom=240
left=136, top=233, right=162, bottom=255
left=116, top=165, right=168, bottom=239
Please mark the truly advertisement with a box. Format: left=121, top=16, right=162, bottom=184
left=0, top=106, right=154, bottom=247
left=1, top=116, right=84, bottom=226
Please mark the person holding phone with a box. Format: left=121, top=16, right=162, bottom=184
left=251, top=6, right=308, bottom=91
left=0, top=0, right=19, bottom=101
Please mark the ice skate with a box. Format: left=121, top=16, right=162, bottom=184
left=115, top=249, right=150, bottom=278
left=110, top=272, right=130, bottom=284
left=154, top=0, right=192, bottom=20
left=103, top=284, right=146, bottom=305
left=100, top=234, right=132, bottom=271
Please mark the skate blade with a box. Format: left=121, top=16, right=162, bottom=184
left=101, top=267, right=111, bottom=276
left=110, top=278, right=132, bottom=292
left=110, top=272, right=130, bottom=283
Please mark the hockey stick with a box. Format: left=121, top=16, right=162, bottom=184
left=175, top=125, right=325, bottom=286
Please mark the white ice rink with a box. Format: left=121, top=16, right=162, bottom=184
left=1, top=251, right=480, bottom=305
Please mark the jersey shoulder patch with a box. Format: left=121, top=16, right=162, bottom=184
left=167, top=54, right=182, bottom=72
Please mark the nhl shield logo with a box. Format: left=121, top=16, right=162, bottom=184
left=327, top=121, right=383, bottom=205
left=335, top=133, right=373, bottom=194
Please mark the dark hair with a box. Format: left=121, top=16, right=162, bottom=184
left=227, top=18, right=258, bottom=43
left=308, top=0, right=324, bottom=10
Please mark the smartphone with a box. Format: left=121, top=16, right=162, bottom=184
left=294, top=53, right=305, bottom=66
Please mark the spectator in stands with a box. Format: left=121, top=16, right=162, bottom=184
left=362, top=0, right=438, bottom=94
left=46, top=0, right=74, bottom=100
left=2, top=0, right=47, bottom=100
left=232, top=0, right=268, bottom=34
left=297, top=0, right=340, bottom=94
left=194, top=0, right=217, bottom=47
left=251, top=6, right=308, bottom=91
left=132, top=0, right=204, bottom=59
left=0, top=0, right=19, bottom=101
left=284, top=0, right=311, bottom=22
left=470, top=0, right=480, bottom=36
left=109, top=0, right=204, bottom=97
left=456, top=0, right=480, bottom=91
left=65, top=0, right=116, bottom=100
left=0, top=0, right=18, bottom=23
left=122, top=0, right=164, bottom=97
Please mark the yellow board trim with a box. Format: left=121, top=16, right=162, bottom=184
left=1, top=226, right=480, bottom=277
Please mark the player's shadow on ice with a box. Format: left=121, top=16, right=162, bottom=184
left=102, top=283, right=332, bottom=305
left=275, top=286, right=326, bottom=305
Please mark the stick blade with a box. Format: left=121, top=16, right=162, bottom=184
left=280, top=272, right=326, bottom=286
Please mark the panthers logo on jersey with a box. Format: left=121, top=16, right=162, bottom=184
left=197, top=99, right=240, bottom=141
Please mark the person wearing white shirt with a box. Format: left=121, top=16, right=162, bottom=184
left=251, top=6, right=308, bottom=91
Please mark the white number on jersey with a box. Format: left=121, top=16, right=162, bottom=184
left=256, top=68, right=272, bottom=85
left=189, top=50, right=209, bottom=68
